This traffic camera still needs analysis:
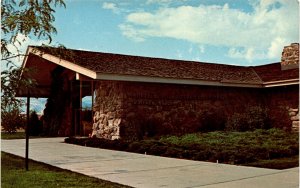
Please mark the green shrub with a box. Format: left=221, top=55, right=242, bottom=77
left=65, top=129, right=299, bottom=168
left=1, top=108, right=26, bottom=133
left=160, top=135, right=181, bottom=145
left=128, top=141, right=143, bottom=153
left=244, top=155, right=299, bottom=169
left=226, top=113, right=248, bottom=131
left=198, top=109, right=226, bottom=132
left=163, top=147, right=184, bottom=158
left=226, top=106, right=270, bottom=131
left=149, top=145, right=168, bottom=155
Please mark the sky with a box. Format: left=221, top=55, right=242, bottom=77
left=5, top=0, right=300, bottom=113
left=47, top=0, right=299, bottom=66
left=6, top=0, right=299, bottom=67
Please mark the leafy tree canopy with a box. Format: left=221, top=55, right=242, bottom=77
left=1, top=0, right=66, bottom=132
left=1, top=0, right=66, bottom=63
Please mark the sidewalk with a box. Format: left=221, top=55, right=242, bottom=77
left=1, top=138, right=299, bottom=188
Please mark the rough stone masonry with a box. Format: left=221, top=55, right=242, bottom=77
left=281, top=43, right=299, bottom=131
left=92, top=43, right=299, bottom=140
left=288, top=108, right=299, bottom=132
left=281, top=43, right=299, bottom=70
left=91, top=82, right=298, bottom=140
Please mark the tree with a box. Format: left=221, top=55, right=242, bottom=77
left=1, top=0, right=66, bottom=133
left=29, top=111, right=42, bottom=136
left=1, top=106, right=26, bottom=133
left=1, top=0, right=66, bottom=62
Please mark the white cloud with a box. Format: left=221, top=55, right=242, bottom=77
left=146, top=0, right=188, bottom=5
left=3, top=34, right=48, bottom=68
left=78, top=48, right=92, bottom=51
left=120, top=0, right=298, bottom=62
left=228, top=47, right=267, bottom=62
left=146, top=0, right=172, bottom=4
left=267, top=37, right=287, bottom=59
left=199, top=45, right=205, bottom=54
left=102, top=2, right=118, bottom=13
left=118, top=24, right=146, bottom=42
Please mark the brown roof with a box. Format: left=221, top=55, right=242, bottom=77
left=32, top=46, right=266, bottom=85
left=29, top=46, right=299, bottom=87
left=253, top=63, right=299, bottom=82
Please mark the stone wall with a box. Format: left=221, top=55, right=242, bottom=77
left=92, top=81, right=298, bottom=140
left=92, top=81, right=123, bottom=140
left=288, top=108, right=299, bottom=132
left=263, top=85, right=299, bottom=131
left=118, top=82, right=262, bottom=140
left=281, top=43, right=299, bottom=70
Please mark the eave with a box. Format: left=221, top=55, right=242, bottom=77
left=262, top=79, right=299, bottom=87
left=17, top=46, right=299, bottom=98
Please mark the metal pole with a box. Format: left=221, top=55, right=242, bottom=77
left=25, top=91, right=30, bottom=171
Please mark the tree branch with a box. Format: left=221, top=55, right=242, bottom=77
left=1, top=54, right=28, bottom=61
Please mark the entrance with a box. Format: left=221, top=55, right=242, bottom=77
left=71, top=80, right=94, bottom=136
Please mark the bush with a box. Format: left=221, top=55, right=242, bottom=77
left=149, top=144, right=168, bottom=155
left=65, top=129, right=299, bottom=168
left=226, top=113, right=248, bottom=131
left=198, top=109, right=226, bottom=132
left=1, top=108, right=26, bottom=133
left=226, top=106, right=270, bottom=131
left=140, top=118, right=160, bottom=138
left=128, top=141, right=142, bottom=152
left=244, top=155, right=299, bottom=169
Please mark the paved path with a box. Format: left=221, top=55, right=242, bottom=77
left=1, top=138, right=299, bottom=188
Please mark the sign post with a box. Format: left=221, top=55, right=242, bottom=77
left=25, top=91, right=30, bottom=171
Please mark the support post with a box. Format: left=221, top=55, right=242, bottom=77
left=91, top=81, right=94, bottom=116
left=79, top=80, right=82, bottom=136
left=25, top=91, right=30, bottom=171
left=70, top=80, right=74, bottom=136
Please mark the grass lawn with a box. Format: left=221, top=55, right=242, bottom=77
left=1, top=152, right=131, bottom=188
left=1, top=132, right=26, bottom=139
left=1, top=132, right=47, bottom=140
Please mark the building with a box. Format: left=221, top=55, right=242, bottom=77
left=18, top=43, right=299, bottom=139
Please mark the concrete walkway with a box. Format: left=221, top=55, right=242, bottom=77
left=1, top=138, right=299, bottom=188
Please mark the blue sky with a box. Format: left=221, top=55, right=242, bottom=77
left=6, top=0, right=298, bottom=68
left=8, top=0, right=299, bottom=113
left=43, top=0, right=299, bottom=66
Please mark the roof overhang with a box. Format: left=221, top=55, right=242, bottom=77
left=24, top=47, right=97, bottom=79
left=96, top=73, right=263, bottom=88
left=17, top=46, right=299, bottom=98
left=262, top=79, right=299, bottom=87
left=17, top=47, right=96, bottom=97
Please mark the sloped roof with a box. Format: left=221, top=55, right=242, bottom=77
left=31, top=46, right=265, bottom=85
left=253, top=62, right=299, bottom=83
left=22, top=46, right=299, bottom=92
